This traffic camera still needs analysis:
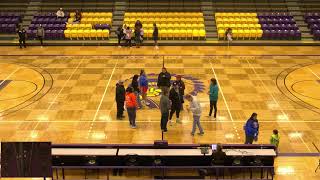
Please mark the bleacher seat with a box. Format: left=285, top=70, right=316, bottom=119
left=258, top=12, right=301, bottom=40
left=123, top=12, right=206, bottom=40
left=215, top=12, right=261, bottom=40
left=304, top=12, right=320, bottom=40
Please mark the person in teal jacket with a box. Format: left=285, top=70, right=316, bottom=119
left=208, top=78, right=219, bottom=119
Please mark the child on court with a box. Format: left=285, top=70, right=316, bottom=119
left=270, top=129, right=280, bottom=150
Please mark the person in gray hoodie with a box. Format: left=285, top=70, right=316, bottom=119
left=160, top=90, right=170, bottom=132
left=36, top=24, right=45, bottom=46
left=185, top=94, right=204, bottom=136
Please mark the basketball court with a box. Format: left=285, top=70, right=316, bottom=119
left=0, top=46, right=319, bottom=155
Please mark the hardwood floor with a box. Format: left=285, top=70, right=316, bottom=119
left=0, top=46, right=319, bottom=180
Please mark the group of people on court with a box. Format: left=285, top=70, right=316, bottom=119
left=115, top=67, right=219, bottom=136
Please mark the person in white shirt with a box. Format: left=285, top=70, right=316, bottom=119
left=185, top=94, right=204, bottom=136
left=56, top=8, right=65, bottom=18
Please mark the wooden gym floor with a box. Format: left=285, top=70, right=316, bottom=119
left=0, top=46, right=319, bottom=179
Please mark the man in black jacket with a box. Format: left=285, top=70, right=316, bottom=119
left=157, top=67, right=171, bottom=95
left=169, top=82, right=182, bottom=124
left=17, top=27, right=26, bottom=49
left=116, top=80, right=125, bottom=120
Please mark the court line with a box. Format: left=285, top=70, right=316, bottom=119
left=39, top=66, right=292, bottom=69
left=30, top=59, right=84, bottom=134
left=246, top=59, right=312, bottom=152
left=87, top=59, right=118, bottom=137
left=308, top=67, right=320, bottom=80
left=209, top=60, right=241, bottom=139
left=2, top=54, right=320, bottom=57
left=2, top=120, right=320, bottom=123
left=0, top=67, right=20, bottom=87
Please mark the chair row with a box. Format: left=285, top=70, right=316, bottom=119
left=218, top=29, right=262, bottom=40
left=305, top=18, right=320, bottom=25
left=217, top=24, right=261, bottom=30
left=0, top=13, right=21, bottom=18
left=70, top=12, right=112, bottom=18
left=31, top=17, right=68, bottom=24
left=26, top=29, right=64, bottom=39
left=261, top=24, right=299, bottom=31
left=259, top=18, right=296, bottom=25
left=66, top=23, right=93, bottom=30
left=126, top=23, right=205, bottom=29
left=29, top=23, right=66, bottom=30
left=0, top=17, right=21, bottom=24
left=258, top=12, right=293, bottom=19
left=67, top=17, right=112, bottom=25
left=304, top=13, right=320, bottom=20
left=215, top=18, right=259, bottom=24
left=125, top=12, right=203, bottom=18
left=215, top=12, right=257, bottom=18
left=64, top=29, right=110, bottom=39
left=262, top=29, right=301, bottom=40
left=0, top=24, right=17, bottom=33
left=157, top=29, right=205, bottom=40
left=34, top=12, right=70, bottom=18
left=124, top=18, right=204, bottom=23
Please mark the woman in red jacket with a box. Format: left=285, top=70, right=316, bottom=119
left=125, top=87, right=137, bottom=128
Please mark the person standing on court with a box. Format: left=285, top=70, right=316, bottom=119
left=169, top=82, right=182, bottom=124
left=244, top=113, right=259, bottom=144
left=153, top=23, right=159, bottom=49
left=17, top=27, right=26, bottom=49
left=115, top=80, right=125, bottom=120
left=157, top=67, right=171, bottom=95
left=139, top=69, right=150, bottom=106
left=131, top=74, right=142, bottom=108
left=160, top=90, right=170, bottom=132
left=208, top=78, right=219, bottom=119
left=175, top=75, right=185, bottom=110
left=36, top=24, right=45, bottom=47
left=186, top=94, right=204, bottom=136
left=125, top=87, right=137, bottom=128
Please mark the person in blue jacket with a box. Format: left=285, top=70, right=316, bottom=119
left=139, top=69, right=150, bottom=106
left=208, top=78, right=219, bottom=119
left=244, top=113, right=259, bottom=144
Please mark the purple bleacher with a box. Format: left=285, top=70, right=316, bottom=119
left=258, top=12, right=300, bottom=40
left=0, top=13, right=21, bottom=33
left=28, top=12, right=69, bottom=39
left=304, top=13, right=320, bottom=40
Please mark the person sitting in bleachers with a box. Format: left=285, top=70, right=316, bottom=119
left=73, top=10, right=82, bottom=23
left=56, top=8, right=65, bottom=18
left=211, top=144, right=226, bottom=165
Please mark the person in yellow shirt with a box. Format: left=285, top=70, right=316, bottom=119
left=270, top=129, right=280, bottom=150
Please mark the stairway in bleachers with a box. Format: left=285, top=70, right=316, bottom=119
left=285, top=0, right=313, bottom=40
left=110, top=0, right=127, bottom=39
left=21, top=0, right=42, bottom=29
left=201, top=0, right=217, bottom=40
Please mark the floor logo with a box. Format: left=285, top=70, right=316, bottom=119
left=124, top=73, right=205, bottom=109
